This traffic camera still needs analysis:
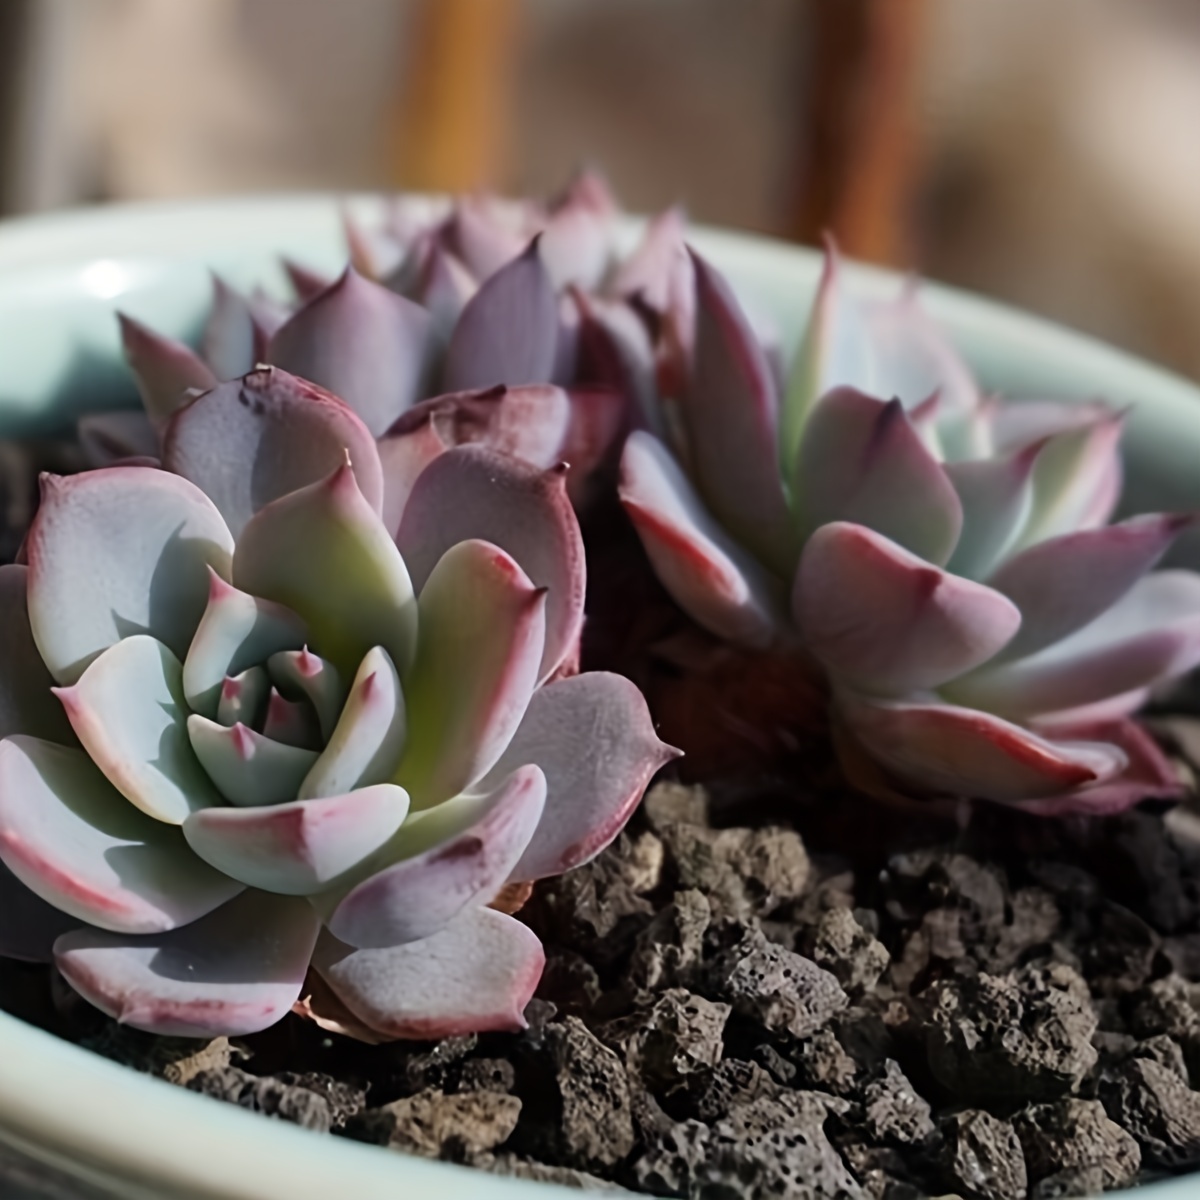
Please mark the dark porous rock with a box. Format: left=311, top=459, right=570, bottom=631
left=510, top=1016, right=636, bottom=1170
left=861, top=1059, right=935, bottom=1147
left=274, top=1071, right=365, bottom=1128
left=1128, top=975, right=1200, bottom=1082
left=599, top=989, right=729, bottom=1092
left=457, top=1057, right=516, bottom=1094
left=188, top=1066, right=333, bottom=1132
left=1014, top=1098, right=1141, bottom=1189
left=794, top=1029, right=863, bottom=1096
left=704, top=927, right=848, bottom=1038
left=628, top=889, right=711, bottom=993
left=1131, top=1034, right=1190, bottom=1083
left=924, top=964, right=1098, bottom=1102
left=802, top=907, right=890, bottom=997
left=1081, top=903, right=1160, bottom=998
left=937, top=1109, right=1026, bottom=1200
left=1100, top=1057, right=1200, bottom=1168
left=1030, top=1165, right=1110, bottom=1200
left=675, top=1058, right=781, bottom=1124
left=537, top=947, right=604, bottom=1017
left=635, top=1091, right=862, bottom=1200
left=524, top=834, right=656, bottom=962
left=837, top=1141, right=918, bottom=1200
left=751, top=1041, right=798, bottom=1086
left=644, top=783, right=810, bottom=919
left=81, top=1025, right=238, bottom=1080
left=347, top=1088, right=521, bottom=1159
left=390, top=1034, right=479, bottom=1096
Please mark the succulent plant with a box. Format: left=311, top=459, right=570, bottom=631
left=0, top=376, right=675, bottom=1038
left=619, top=244, right=1200, bottom=813
left=84, top=171, right=688, bottom=515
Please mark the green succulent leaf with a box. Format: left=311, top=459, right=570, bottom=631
left=233, top=464, right=417, bottom=680
left=0, top=736, right=241, bottom=934
left=54, top=889, right=319, bottom=1038
left=183, top=784, right=410, bottom=895
left=300, top=647, right=407, bottom=801
left=183, top=569, right=308, bottom=719
left=266, top=648, right=344, bottom=742
left=28, top=468, right=235, bottom=686
left=55, top=635, right=221, bottom=824
left=187, top=716, right=318, bottom=807
left=393, top=539, right=546, bottom=811
left=215, top=665, right=270, bottom=728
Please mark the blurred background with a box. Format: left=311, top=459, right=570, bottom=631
left=1, top=0, right=1199, bottom=380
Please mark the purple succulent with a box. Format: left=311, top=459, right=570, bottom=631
left=0, top=377, right=676, bottom=1039
left=86, top=171, right=686, bottom=514
left=620, top=244, right=1200, bottom=813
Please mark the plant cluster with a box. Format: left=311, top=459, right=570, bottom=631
left=0, top=175, right=1195, bottom=1038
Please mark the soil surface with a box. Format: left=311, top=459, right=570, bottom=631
left=10, top=744, right=1200, bottom=1198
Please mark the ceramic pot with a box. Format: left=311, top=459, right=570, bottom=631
left=0, top=196, right=1198, bottom=1200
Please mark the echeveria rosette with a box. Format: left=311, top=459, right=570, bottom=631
left=0, top=402, right=675, bottom=1040
left=619, top=243, right=1200, bottom=813
left=93, top=171, right=683, bottom=515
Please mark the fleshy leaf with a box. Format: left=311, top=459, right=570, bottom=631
left=441, top=198, right=528, bottom=281
left=780, top=243, right=875, bottom=464
left=261, top=689, right=321, bottom=750
left=794, top=523, right=1021, bottom=696
left=943, top=446, right=1039, bottom=580
left=781, top=245, right=978, bottom=465
left=267, top=649, right=344, bottom=742
left=78, top=411, right=159, bottom=467
left=322, top=765, right=545, bottom=947
left=987, top=514, right=1192, bottom=661
left=611, top=204, right=690, bottom=316
left=234, top=465, right=417, bottom=679
left=0, top=737, right=241, bottom=934
left=947, top=570, right=1200, bottom=719
left=376, top=414, right=449, bottom=537
left=216, top=666, right=269, bottom=729
left=183, top=569, right=308, bottom=718
left=1015, top=412, right=1124, bottom=550
left=793, top=388, right=963, bottom=566
left=54, top=890, right=319, bottom=1037
left=27, top=467, right=235, bottom=686
left=393, top=540, right=545, bottom=810
left=407, top=241, right=477, bottom=342
left=118, top=314, right=218, bottom=428
left=313, top=907, right=544, bottom=1039
left=201, top=275, right=261, bottom=380
left=619, top=432, right=785, bottom=648
left=300, top=647, right=407, bottom=800
left=539, top=171, right=614, bottom=290
left=837, top=692, right=1126, bottom=803
left=1017, top=718, right=1186, bottom=816
left=396, top=447, right=583, bottom=683
left=268, top=269, right=434, bottom=438
left=574, top=295, right=659, bottom=436
left=187, top=716, right=318, bottom=808
left=183, top=785, right=409, bottom=895
left=164, top=368, right=385, bottom=538
left=55, top=636, right=221, bottom=824
left=387, top=384, right=572, bottom=471
left=443, top=239, right=559, bottom=393
left=482, top=671, right=680, bottom=881
left=684, top=249, right=795, bottom=574
left=0, top=564, right=76, bottom=744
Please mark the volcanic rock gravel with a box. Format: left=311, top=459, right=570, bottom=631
left=13, top=780, right=1200, bottom=1197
